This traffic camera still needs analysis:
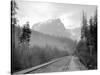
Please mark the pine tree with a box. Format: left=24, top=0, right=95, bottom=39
left=20, top=22, right=31, bottom=43
left=11, top=0, right=19, bottom=73
left=81, top=11, right=88, bottom=41
left=11, top=0, right=18, bottom=25
left=11, top=0, right=19, bottom=48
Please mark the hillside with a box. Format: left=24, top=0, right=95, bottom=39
left=30, top=30, right=76, bottom=54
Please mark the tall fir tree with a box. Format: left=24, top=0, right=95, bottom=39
left=81, top=11, right=88, bottom=41
left=20, top=22, right=31, bottom=43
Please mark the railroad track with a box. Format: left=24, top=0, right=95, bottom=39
left=13, top=56, right=67, bottom=75
left=13, top=56, right=87, bottom=74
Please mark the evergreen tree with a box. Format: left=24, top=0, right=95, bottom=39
left=81, top=11, right=88, bottom=41
left=20, top=22, right=31, bottom=43
left=11, top=0, right=18, bottom=25
left=11, top=0, right=19, bottom=48
left=11, top=0, right=19, bottom=73
left=76, top=10, right=97, bottom=69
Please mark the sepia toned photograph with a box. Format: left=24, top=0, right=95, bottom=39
left=11, top=0, right=97, bottom=74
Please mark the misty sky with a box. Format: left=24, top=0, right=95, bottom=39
left=16, top=0, right=96, bottom=29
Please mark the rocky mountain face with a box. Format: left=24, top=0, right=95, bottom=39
left=32, top=18, right=81, bottom=41
left=32, top=18, right=71, bottom=38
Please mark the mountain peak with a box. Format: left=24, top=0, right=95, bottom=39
left=32, top=18, right=81, bottom=41
left=32, top=18, right=69, bottom=37
left=46, top=18, right=61, bottom=23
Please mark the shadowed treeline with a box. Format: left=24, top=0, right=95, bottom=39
left=75, top=10, right=97, bottom=69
